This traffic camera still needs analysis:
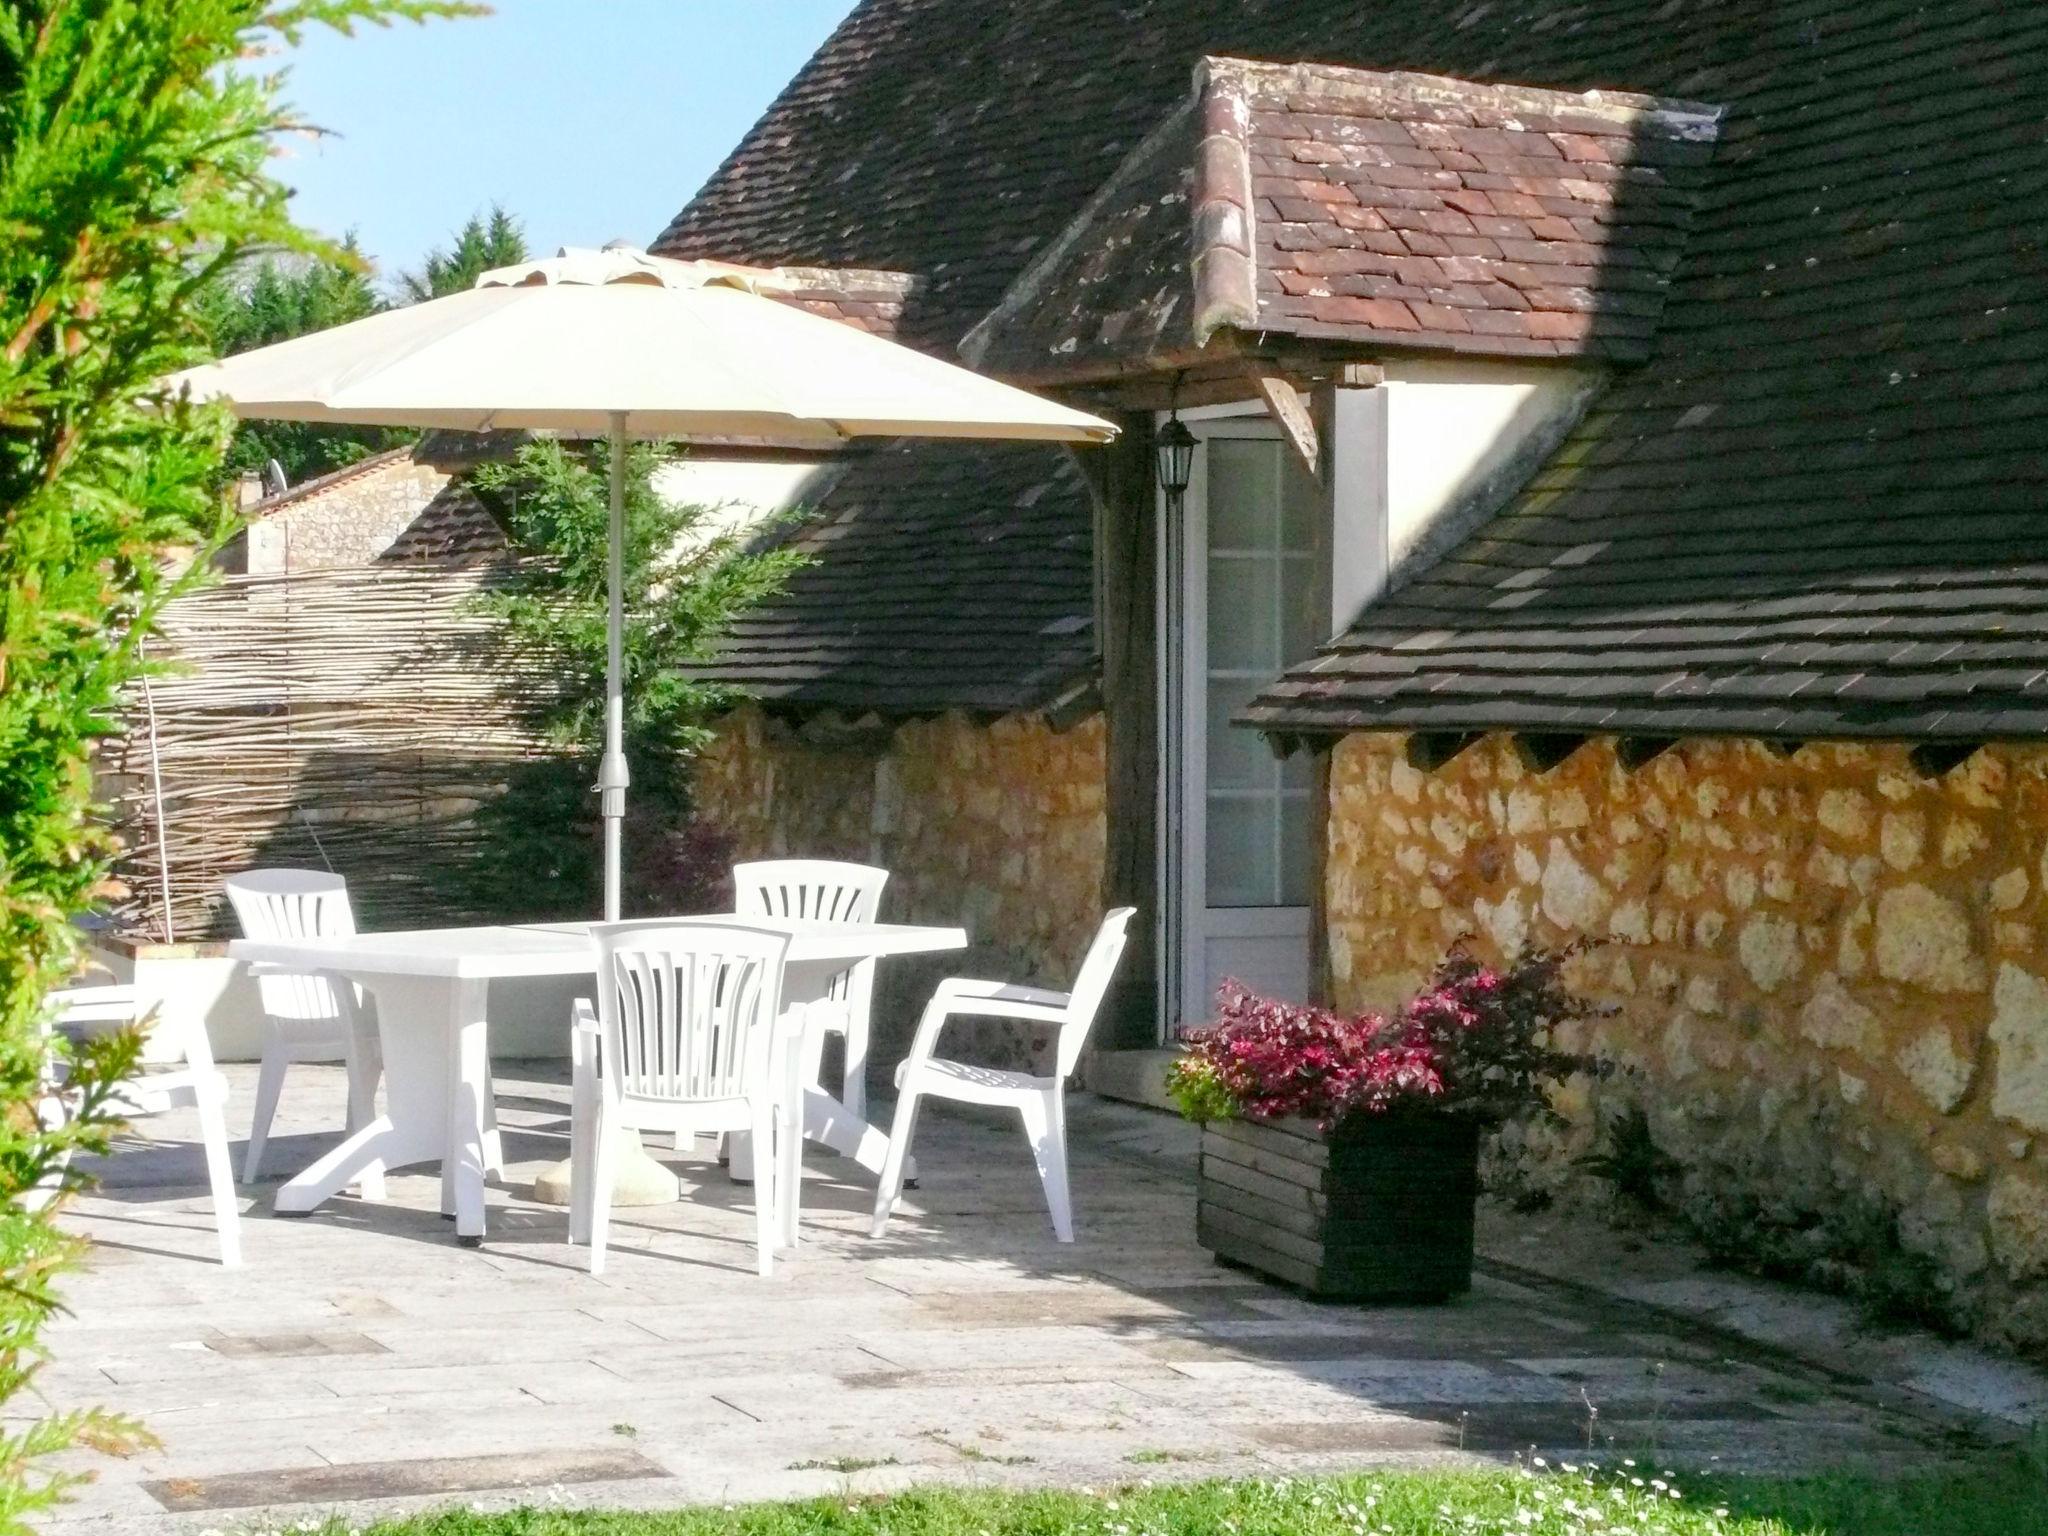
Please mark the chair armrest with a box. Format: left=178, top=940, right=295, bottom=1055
left=930, top=978, right=1072, bottom=1024
left=571, top=998, right=599, bottom=1034
left=901, top=978, right=1072, bottom=1070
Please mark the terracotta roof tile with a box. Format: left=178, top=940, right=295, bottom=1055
left=759, top=267, right=921, bottom=341
left=964, top=60, right=1717, bottom=380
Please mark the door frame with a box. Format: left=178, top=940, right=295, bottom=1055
left=1157, top=406, right=1316, bottom=1037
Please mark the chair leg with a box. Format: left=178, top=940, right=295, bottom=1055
left=752, top=1098, right=778, bottom=1279
left=869, top=1085, right=923, bottom=1238
left=242, top=1037, right=288, bottom=1184
left=1021, top=1089, right=1073, bottom=1243
left=569, top=1031, right=596, bottom=1246
left=778, top=1025, right=805, bottom=1250
left=587, top=1104, right=617, bottom=1276
left=195, top=1086, right=242, bottom=1268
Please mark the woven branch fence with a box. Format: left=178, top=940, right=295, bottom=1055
left=102, top=565, right=574, bottom=942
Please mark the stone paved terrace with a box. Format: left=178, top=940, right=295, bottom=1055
left=32, top=1063, right=2030, bottom=1534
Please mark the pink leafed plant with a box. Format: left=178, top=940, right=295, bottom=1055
left=1167, top=944, right=1606, bottom=1129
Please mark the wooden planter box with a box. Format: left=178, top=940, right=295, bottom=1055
left=1197, top=1112, right=1482, bottom=1302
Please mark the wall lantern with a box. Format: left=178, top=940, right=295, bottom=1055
left=1155, top=412, right=1196, bottom=506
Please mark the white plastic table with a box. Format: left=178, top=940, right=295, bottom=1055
left=227, top=918, right=965, bottom=1243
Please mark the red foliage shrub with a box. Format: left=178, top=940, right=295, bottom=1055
left=1168, top=944, right=1605, bottom=1128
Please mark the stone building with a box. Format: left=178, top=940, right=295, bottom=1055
left=217, top=434, right=517, bottom=574
left=656, top=1, right=2048, bottom=1343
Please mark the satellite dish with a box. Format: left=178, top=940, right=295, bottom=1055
left=262, top=458, right=288, bottom=498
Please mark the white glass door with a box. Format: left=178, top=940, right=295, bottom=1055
left=1174, top=426, right=1320, bottom=1027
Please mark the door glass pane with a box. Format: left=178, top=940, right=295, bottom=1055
left=1206, top=678, right=1264, bottom=790
left=1281, top=448, right=1320, bottom=551
left=1205, top=797, right=1275, bottom=906
left=1281, top=559, right=1320, bottom=665
left=1206, top=556, right=1276, bottom=671
left=1207, top=439, right=1271, bottom=550
left=1202, top=436, right=1321, bottom=909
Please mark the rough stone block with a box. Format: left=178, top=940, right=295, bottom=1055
left=1991, top=963, right=2048, bottom=1133
left=1873, top=884, right=1984, bottom=993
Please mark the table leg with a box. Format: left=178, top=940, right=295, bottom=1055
left=275, top=1116, right=433, bottom=1214
left=802, top=1085, right=914, bottom=1183
left=778, top=961, right=916, bottom=1186
left=442, top=979, right=491, bottom=1244
left=276, top=973, right=454, bottom=1217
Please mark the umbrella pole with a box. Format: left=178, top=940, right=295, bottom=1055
left=599, top=412, right=629, bottom=922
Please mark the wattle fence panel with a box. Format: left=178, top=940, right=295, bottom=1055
left=103, top=566, right=572, bottom=942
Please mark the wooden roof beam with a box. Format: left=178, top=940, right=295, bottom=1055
left=1252, top=369, right=1321, bottom=482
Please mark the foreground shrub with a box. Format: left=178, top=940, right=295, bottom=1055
left=0, top=2, right=468, bottom=1525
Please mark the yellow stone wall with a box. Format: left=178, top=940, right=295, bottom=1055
left=694, top=706, right=1108, bottom=1070
left=1328, top=732, right=2048, bottom=1346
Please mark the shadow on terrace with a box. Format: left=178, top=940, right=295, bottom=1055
left=51, top=1053, right=1968, bottom=1533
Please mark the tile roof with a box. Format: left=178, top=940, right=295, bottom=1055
left=967, top=60, right=1719, bottom=380
left=959, top=97, right=1202, bottom=383
left=762, top=267, right=920, bottom=340
left=1246, top=4, right=2048, bottom=744
left=701, top=440, right=1094, bottom=718
left=665, top=0, right=2048, bottom=738
left=374, top=432, right=517, bottom=567
left=375, top=478, right=509, bottom=566
left=652, top=0, right=1770, bottom=352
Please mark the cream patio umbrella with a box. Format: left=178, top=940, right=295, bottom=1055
left=175, top=246, right=1116, bottom=919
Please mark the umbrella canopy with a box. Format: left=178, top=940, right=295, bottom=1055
left=174, top=246, right=1114, bottom=443
left=176, top=246, right=1116, bottom=918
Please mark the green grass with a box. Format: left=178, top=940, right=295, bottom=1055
left=267, top=1459, right=2048, bottom=1536
left=1121, top=1448, right=1217, bottom=1466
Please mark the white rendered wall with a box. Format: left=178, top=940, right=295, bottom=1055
left=1378, top=357, right=1602, bottom=572
left=651, top=456, right=834, bottom=551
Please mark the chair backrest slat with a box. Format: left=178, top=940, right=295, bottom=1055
left=591, top=920, right=790, bottom=1104
left=735, top=860, right=887, bottom=926
left=1056, top=907, right=1137, bottom=1079
left=225, top=869, right=355, bottom=1025
left=734, top=860, right=886, bottom=1001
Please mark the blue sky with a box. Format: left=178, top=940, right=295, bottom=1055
left=275, top=1, right=856, bottom=290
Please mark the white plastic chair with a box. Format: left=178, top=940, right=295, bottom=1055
left=568, top=920, right=793, bottom=1277
left=39, top=985, right=242, bottom=1267
left=225, top=870, right=383, bottom=1188
left=734, top=859, right=889, bottom=1122
left=870, top=907, right=1134, bottom=1244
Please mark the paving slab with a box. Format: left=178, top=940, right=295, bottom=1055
left=29, top=1060, right=2027, bottom=1534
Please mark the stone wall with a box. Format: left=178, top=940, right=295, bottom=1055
left=245, top=454, right=452, bottom=573
left=694, top=705, right=1108, bottom=1074
left=1327, top=732, right=2048, bottom=1347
